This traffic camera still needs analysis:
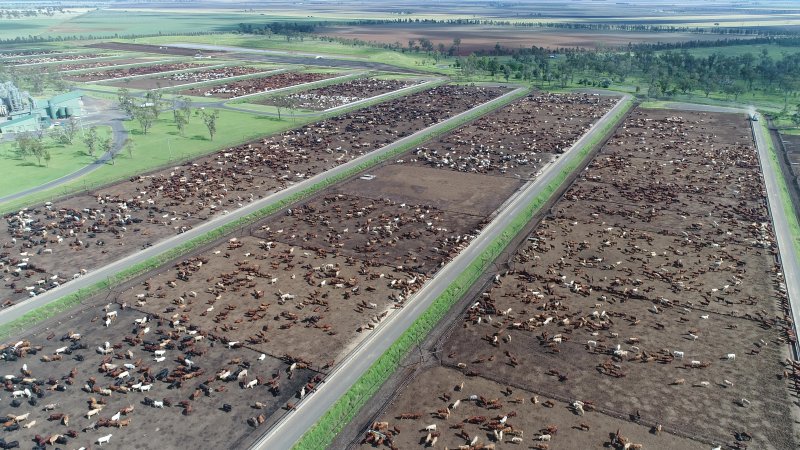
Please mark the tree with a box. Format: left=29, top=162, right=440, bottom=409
left=98, top=136, right=113, bottom=163
left=792, top=103, right=800, bottom=127
left=117, top=88, right=135, bottom=119
left=502, top=65, right=512, bottom=82
left=82, top=126, right=99, bottom=157
left=487, top=58, right=500, bottom=78
left=123, top=138, right=134, bottom=159
left=179, top=96, right=192, bottom=124
left=24, top=133, right=47, bottom=166
left=15, top=132, right=33, bottom=159
left=145, top=90, right=165, bottom=117
left=452, top=38, right=461, bottom=55
left=53, top=116, right=79, bottom=145
left=201, top=109, right=220, bottom=141
left=273, top=96, right=292, bottom=120
left=133, top=107, right=157, bottom=135
left=173, top=108, right=188, bottom=137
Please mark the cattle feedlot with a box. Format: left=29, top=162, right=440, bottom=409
left=2, top=2, right=800, bottom=450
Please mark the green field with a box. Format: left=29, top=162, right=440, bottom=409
left=0, top=125, right=111, bottom=198
left=0, top=108, right=292, bottom=213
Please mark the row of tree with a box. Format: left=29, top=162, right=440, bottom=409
left=0, top=8, right=65, bottom=19
left=13, top=118, right=122, bottom=167
left=452, top=46, right=800, bottom=112
left=117, top=88, right=220, bottom=140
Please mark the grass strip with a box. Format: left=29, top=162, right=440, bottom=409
left=760, top=119, right=800, bottom=258
left=0, top=86, right=529, bottom=342
left=291, top=97, right=634, bottom=450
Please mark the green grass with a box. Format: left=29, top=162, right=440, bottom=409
left=16, top=9, right=283, bottom=40
left=760, top=119, right=800, bottom=258
left=0, top=109, right=293, bottom=213
left=0, top=126, right=111, bottom=198
left=293, top=96, right=634, bottom=450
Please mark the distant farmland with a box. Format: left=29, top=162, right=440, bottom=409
left=318, top=23, right=756, bottom=53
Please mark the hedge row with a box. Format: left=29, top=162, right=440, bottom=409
left=292, top=96, right=634, bottom=450
left=0, top=86, right=529, bottom=342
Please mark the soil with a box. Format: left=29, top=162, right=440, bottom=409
left=360, top=365, right=707, bottom=450
left=117, top=237, right=422, bottom=366
left=0, top=90, right=625, bottom=450
left=178, top=72, right=334, bottom=99
left=64, top=63, right=202, bottom=82
left=103, top=65, right=269, bottom=90
left=255, top=78, right=418, bottom=111
left=318, top=23, right=750, bottom=54
left=400, top=93, right=620, bottom=181
left=432, top=108, right=798, bottom=450
left=0, top=305, right=317, bottom=450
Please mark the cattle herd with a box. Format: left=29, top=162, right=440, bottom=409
left=258, top=78, right=419, bottom=111
left=64, top=62, right=201, bottom=82
left=105, top=65, right=272, bottom=90
left=180, top=72, right=334, bottom=99
left=360, top=108, right=798, bottom=450
left=7, top=53, right=106, bottom=66
left=0, top=84, right=504, bottom=307
left=1, top=91, right=633, bottom=449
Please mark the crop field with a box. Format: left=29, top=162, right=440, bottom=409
left=0, top=85, right=505, bottom=307
left=102, top=65, right=274, bottom=90
left=63, top=62, right=202, bottom=82
left=318, top=23, right=748, bottom=53
left=365, top=108, right=798, bottom=450
left=178, top=72, right=336, bottom=99
left=255, top=78, right=419, bottom=111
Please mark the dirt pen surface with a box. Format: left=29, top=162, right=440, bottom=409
left=256, top=78, right=418, bottom=111
left=0, top=85, right=504, bottom=306
left=362, top=365, right=705, bottom=449
left=364, top=108, right=798, bottom=450
left=397, top=93, right=619, bottom=181
left=0, top=302, right=317, bottom=449
left=103, top=65, right=271, bottom=90
left=0, top=91, right=625, bottom=450
left=178, top=72, right=334, bottom=99
left=52, top=58, right=146, bottom=72
left=64, top=62, right=201, bottom=82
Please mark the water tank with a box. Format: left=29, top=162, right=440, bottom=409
left=57, top=107, right=66, bottom=118
left=64, top=107, right=73, bottom=117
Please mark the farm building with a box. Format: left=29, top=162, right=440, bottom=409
left=44, top=90, right=84, bottom=119
left=0, top=83, right=83, bottom=133
left=0, top=115, right=40, bottom=133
